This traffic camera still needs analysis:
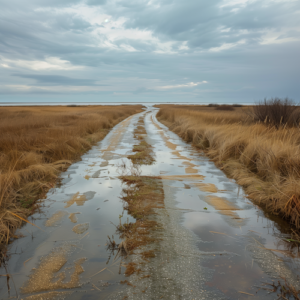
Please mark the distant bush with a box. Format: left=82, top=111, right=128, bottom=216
left=208, top=104, right=219, bottom=107
left=215, top=105, right=234, bottom=111
left=252, top=98, right=299, bottom=128
left=232, top=104, right=243, bottom=107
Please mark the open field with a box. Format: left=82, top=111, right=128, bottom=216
left=0, top=105, right=143, bottom=249
left=157, top=105, right=300, bottom=229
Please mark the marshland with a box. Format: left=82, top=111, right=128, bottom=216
left=0, top=103, right=300, bottom=300
left=0, top=105, right=143, bottom=251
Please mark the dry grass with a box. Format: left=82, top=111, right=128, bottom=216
left=157, top=105, right=300, bottom=229
left=128, top=117, right=155, bottom=165
left=108, top=139, right=163, bottom=279
left=118, top=175, right=164, bottom=251
left=0, top=105, right=142, bottom=252
left=260, top=277, right=300, bottom=299
left=107, top=174, right=164, bottom=278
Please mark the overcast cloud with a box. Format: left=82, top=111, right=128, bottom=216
left=0, top=0, right=299, bottom=103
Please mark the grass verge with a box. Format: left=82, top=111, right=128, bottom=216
left=0, top=105, right=143, bottom=258
left=157, top=105, right=300, bottom=229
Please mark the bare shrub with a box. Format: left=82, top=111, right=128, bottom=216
left=252, top=98, right=299, bottom=128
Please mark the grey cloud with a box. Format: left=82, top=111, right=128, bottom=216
left=118, top=0, right=300, bottom=49
left=0, top=0, right=299, bottom=103
left=86, top=0, right=107, bottom=6
left=12, top=74, right=107, bottom=86
left=133, top=87, right=149, bottom=94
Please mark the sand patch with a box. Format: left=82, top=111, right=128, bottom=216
left=161, top=175, right=204, bottom=181
left=64, top=193, right=88, bottom=208
left=172, top=151, right=192, bottom=161
left=84, top=175, right=90, bottom=180
left=193, top=183, right=218, bottom=193
left=185, top=167, right=198, bottom=174
left=205, top=196, right=239, bottom=211
left=72, top=223, right=89, bottom=234
left=21, top=246, right=85, bottom=294
left=182, top=161, right=196, bottom=167
left=45, top=211, right=68, bottom=227
left=69, top=212, right=80, bottom=223
left=204, top=196, right=241, bottom=218
left=165, top=141, right=177, bottom=150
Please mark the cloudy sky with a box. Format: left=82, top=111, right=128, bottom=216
left=1, top=0, right=299, bottom=104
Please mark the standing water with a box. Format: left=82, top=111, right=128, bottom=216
left=0, top=107, right=299, bottom=299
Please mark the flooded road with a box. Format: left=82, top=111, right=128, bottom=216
left=1, top=107, right=299, bottom=300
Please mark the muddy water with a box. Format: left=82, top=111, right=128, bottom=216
left=1, top=107, right=300, bottom=300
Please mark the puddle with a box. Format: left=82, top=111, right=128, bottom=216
left=64, top=191, right=96, bottom=208
left=0, top=107, right=299, bottom=300
left=194, top=182, right=218, bottom=193
left=204, top=195, right=240, bottom=211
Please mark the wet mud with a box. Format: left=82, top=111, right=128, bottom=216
left=0, top=107, right=300, bottom=300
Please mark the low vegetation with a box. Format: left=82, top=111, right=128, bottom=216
left=107, top=163, right=163, bottom=281
left=157, top=100, right=300, bottom=229
left=0, top=105, right=142, bottom=253
left=117, top=174, right=164, bottom=258
left=128, top=116, right=155, bottom=165
left=106, top=128, right=163, bottom=281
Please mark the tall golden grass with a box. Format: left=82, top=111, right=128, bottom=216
left=0, top=105, right=142, bottom=249
left=157, top=105, right=300, bottom=229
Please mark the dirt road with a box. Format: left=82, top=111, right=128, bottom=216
left=1, top=107, right=299, bottom=300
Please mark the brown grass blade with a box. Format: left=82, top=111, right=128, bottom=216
left=90, top=267, right=107, bottom=278
left=7, top=211, right=44, bottom=231
left=238, top=291, right=254, bottom=296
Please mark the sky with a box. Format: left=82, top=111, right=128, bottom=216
left=0, top=0, right=299, bottom=104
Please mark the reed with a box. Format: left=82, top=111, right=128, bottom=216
left=157, top=105, right=300, bottom=229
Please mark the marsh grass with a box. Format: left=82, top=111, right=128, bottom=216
left=107, top=172, right=164, bottom=278
left=108, top=135, right=163, bottom=279
left=118, top=175, right=164, bottom=249
left=128, top=117, right=155, bottom=165
left=157, top=105, right=300, bottom=229
left=0, top=105, right=142, bottom=251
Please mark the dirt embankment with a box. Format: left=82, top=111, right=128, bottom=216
left=157, top=105, right=300, bottom=230
left=0, top=105, right=143, bottom=253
